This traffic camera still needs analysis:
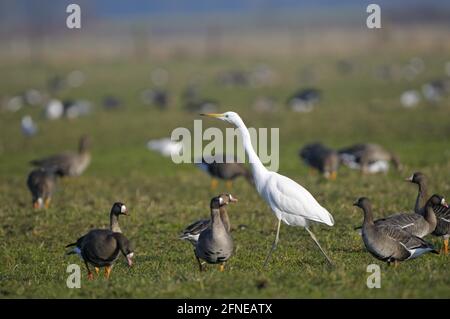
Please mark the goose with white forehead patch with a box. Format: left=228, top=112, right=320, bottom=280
left=195, top=195, right=236, bottom=271
left=180, top=194, right=238, bottom=246
left=66, top=202, right=129, bottom=278
left=201, top=111, right=335, bottom=267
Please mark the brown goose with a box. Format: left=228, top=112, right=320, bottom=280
left=66, top=202, right=129, bottom=278
left=180, top=194, right=237, bottom=246
left=339, top=143, right=401, bottom=174
left=407, top=172, right=450, bottom=254
left=30, top=135, right=91, bottom=177
left=67, top=230, right=133, bottom=280
left=299, top=143, right=339, bottom=180
left=26, top=168, right=57, bottom=209
left=355, top=194, right=445, bottom=238
left=196, top=155, right=253, bottom=190
left=354, top=197, right=439, bottom=265
left=195, top=195, right=236, bottom=271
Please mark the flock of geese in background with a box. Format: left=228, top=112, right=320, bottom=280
left=25, top=111, right=450, bottom=279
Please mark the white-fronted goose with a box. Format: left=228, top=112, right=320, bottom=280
left=180, top=194, right=237, bottom=246
left=407, top=172, right=450, bottom=254
left=30, top=135, right=91, bottom=177
left=339, top=143, right=402, bottom=174
left=354, top=197, right=439, bottom=265
left=287, top=88, right=321, bottom=113
left=67, top=230, right=133, bottom=280
left=356, top=194, right=445, bottom=238
left=196, top=154, right=253, bottom=190
left=299, top=143, right=339, bottom=180
left=195, top=195, right=235, bottom=271
left=66, top=202, right=130, bottom=279
left=27, top=168, right=58, bottom=209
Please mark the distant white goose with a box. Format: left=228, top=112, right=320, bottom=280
left=147, top=138, right=183, bottom=157
left=202, top=111, right=334, bottom=266
left=21, top=115, right=38, bottom=137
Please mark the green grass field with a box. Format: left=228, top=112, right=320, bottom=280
left=0, top=52, right=449, bottom=298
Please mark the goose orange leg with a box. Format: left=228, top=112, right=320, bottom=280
left=226, top=180, right=233, bottom=190
left=219, top=263, right=225, bottom=272
left=44, top=198, right=51, bottom=209
left=104, top=266, right=112, bottom=279
left=442, top=238, right=449, bottom=255
left=95, top=267, right=100, bottom=276
left=210, top=179, right=218, bottom=191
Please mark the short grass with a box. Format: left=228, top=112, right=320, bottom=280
left=0, top=51, right=449, bottom=298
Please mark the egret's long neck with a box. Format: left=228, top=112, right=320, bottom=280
left=235, top=118, right=268, bottom=181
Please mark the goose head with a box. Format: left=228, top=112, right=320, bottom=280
left=111, top=202, right=128, bottom=216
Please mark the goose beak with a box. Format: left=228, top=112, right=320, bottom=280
left=200, top=113, right=224, bottom=118
left=352, top=201, right=358, bottom=207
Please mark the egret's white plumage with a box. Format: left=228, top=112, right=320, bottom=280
left=202, top=111, right=334, bottom=266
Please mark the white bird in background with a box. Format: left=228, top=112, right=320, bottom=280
left=201, top=111, right=335, bottom=266
left=147, top=138, right=183, bottom=158
left=21, top=115, right=38, bottom=137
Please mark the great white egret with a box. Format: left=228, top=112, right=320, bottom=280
left=201, top=111, right=335, bottom=266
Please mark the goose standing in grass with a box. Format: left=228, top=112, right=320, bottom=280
left=66, top=230, right=133, bottom=280
left=287, top=88, right=321, bottom=113
left=355, top=194, right=445, bottom=238
left=30, top=135, right=91, bottom=177
left=202, top=112, right=334, bottom=267
left=339, top=143, right=402, bottom=174
left=353, top=197, right=439, bottom=266
left=180, top=194, right=237, bottom=246
left=66, top=202, right=129, bottom=278
left=195, top=195, right=235, bottom=271
left=299, top=143, right=339, bottom=180
left=407, top=172, right=450, bottom=254
left=196, top=155, right=253, bottom=190
left=27, top=168, right=58, bottom=209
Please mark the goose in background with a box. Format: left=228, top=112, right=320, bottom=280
left=180, top=194, right=237, bottom=246
left=30, top=135, right=91, bottom=177
left=147, top=137, right=183, bottom=158
left=196, top=154, right=253, bottom=190
left=27, top=167, right=58, bottom=209
left=299, top=143, right=339, bottom=180
left=287, top=88, right=321, bottom=113
left=21, top=115, right=38, bottom=137
left=353, top=197, right=439, bottom=266
left=339, top=143, right=402, bottom=174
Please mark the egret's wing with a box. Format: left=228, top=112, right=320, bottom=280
left=266, top=173, right=334, bottom=226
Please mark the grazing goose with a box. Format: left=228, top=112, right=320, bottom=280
left=299, top=143, right=339, bottom=180
left=21, top=115, right=38, bottom=137
left=354, top=197, right=439, bottom=265
left=30, top=135, right=91, bottom=177
left=196, top=155, right=253, bottom=190
left=180, top=194, right=237, bottom=246
left=407, top=172, right=450, bottom=254
left=287, top=88, right=321, bottom=113
left=339, top=143, right=402, bottom=174
left=27, top=168, right=58, bottom=209
left=67, top=230, right=133, bottom=280
left=66, top=202, right=130, bottom=279
left=355, top=194, right=445, bottom=238
left=195, top=195, right=235, bottom=271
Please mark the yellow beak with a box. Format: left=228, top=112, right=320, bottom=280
left=200, top=113, right=224, bottom=118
